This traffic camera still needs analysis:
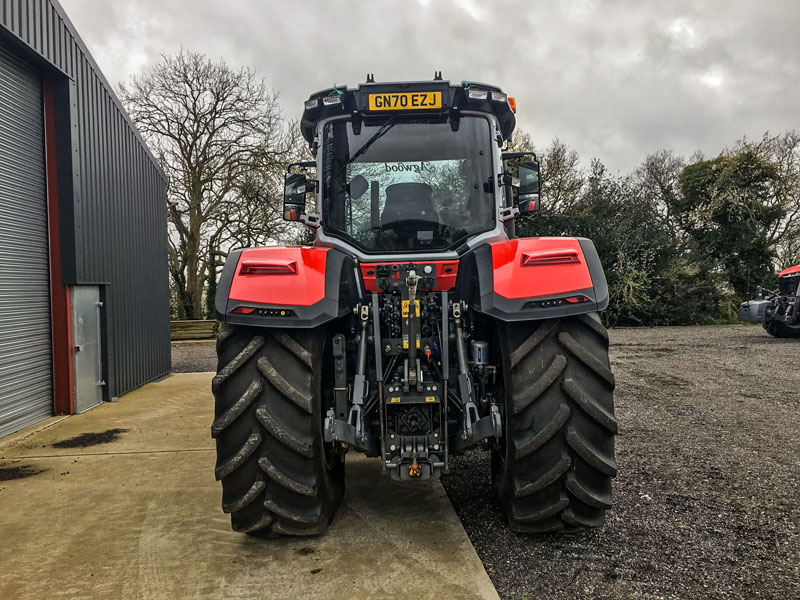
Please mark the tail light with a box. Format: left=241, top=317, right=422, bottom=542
left=521, top=249, right=580, bottom=266
left=525, top=295, right=590, bottom=309
left=239, top=259, right=297, bottom=275
left=232, top=306, right=296, bottom=317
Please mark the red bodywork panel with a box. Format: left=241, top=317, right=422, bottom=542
left=490, top=238, right=593, bottom=299
left=229, top=246, right=329, bottom=306
left=360, top=261, right=460, bottom=292
left=778, top=264, right=800, bottom=277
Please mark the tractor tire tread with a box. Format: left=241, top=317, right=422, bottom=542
left=565, top=472, right=612, bottom=509
left=258, top=454, right=317, bottom=496
left=271, top=329, right=314, bottom=367
left=563, top=377, right=618, bottom=433
left=257, top=355, right=313, bottom=413
left=764, top=321, right=800, bottom=338
left=566, top=426, right=618, bottom=476
left=212, top=335, right=265, bottom=392
left=512, top=355, right=566, bottom=414
left=510, top=318, right=560, bottom=369
left=495, top=313, right=617, bottom=533
left=563, top=507, right=605, bottom=529
left=512, top=404, right=570, bottom=458
left=214, top=431, right=261, bottom=480
left=255, top=405, right=314, bottom=458
left=222, top=477, right=266, bottom=514
left=511, top=494, right=570, bottom=523
left=211, top=379, right=263, bottom=438
left=213, top=326, right=344, bottom=537
left=558, top=331, right=616, bottom=388
left=514, top=452, right=571, bottom=497
left=264, top=497, right=322, bottom=524
left=232, top=512, right=274, bottom=534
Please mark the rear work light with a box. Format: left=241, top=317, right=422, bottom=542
left=239, top=259, right=298, bottom=275
left=232, top=306, right=296, bottom=317
left=526, top=295, right=590, bottom=309
left=521, top=249, right=581, bottom=266
left=467, top=88, right=489, bottom=100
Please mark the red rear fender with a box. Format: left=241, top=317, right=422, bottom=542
left=229, top=246, right=328, bottom=306
left=472, top=237, right=608, bottom=321
left=778, top=264, right=800, bottom=277
left=490, top=238, right=594, bottom=299
left=215, top=246, right=358, bottom=328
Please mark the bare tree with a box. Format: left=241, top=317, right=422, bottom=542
left=540, top=139, right=584, bottom=214
left=120, top=49, right=296, bottom=319
left=225, top=124, right=309, bottom=248
left=736, top=131, right=800, bottom=267
left=505, top=132, right=584, bottom=213
left=635, top=149, right=685, bottom=240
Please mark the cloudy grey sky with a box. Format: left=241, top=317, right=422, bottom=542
left=59, top=0, right=799, bottom=172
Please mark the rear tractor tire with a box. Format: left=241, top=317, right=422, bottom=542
left=492, top=313, right=618, bottom=533
left=211, top=325, right=344, bottom=537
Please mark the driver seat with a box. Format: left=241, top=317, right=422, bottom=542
left=381, top=182, right=437, bottom=226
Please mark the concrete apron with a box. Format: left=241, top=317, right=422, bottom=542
left=0, top=373, right=498, bottom=600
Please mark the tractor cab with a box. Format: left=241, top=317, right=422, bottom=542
left=284, top=76, right=540, bottom=257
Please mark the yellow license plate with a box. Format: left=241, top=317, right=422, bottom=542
left=368, top=92, right=442, bottom=111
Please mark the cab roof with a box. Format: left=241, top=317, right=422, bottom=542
left=300, top=76, right=516, bottom=147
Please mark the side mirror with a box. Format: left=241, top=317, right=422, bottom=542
left=517, top=161, right=540, bottom=215
left=283, top=173, right=309, bottom=221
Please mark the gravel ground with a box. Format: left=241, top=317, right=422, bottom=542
left=171, top=340, right=216, bottom=372
left=442, top=325, right=800, bottom=600
left=172, top=326, right=799, bottom=599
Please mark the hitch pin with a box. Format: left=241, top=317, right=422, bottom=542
left=409, top=455, right=422, bottom=478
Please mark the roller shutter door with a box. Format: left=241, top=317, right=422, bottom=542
left=0, top=45, right=52, bottom=437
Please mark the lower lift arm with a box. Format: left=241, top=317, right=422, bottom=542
left=324, top=303, right=377, bottom=454
left=451, top=301, right=502, bottom=452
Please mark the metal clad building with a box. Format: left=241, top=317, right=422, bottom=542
left=0, top=0, right=169, bottom=437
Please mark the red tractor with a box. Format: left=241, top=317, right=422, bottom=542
left=740, top=265, right=800, bottom=338
left=212, top=76, right=617, bottom=537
